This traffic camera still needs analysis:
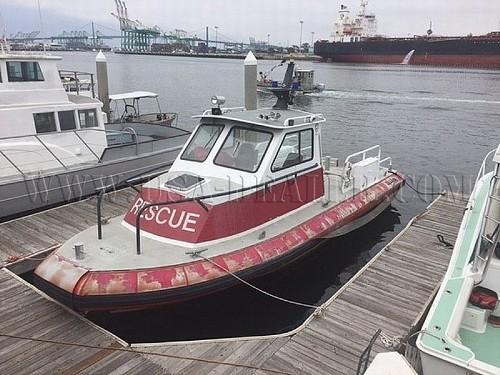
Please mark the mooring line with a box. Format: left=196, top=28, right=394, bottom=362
left=188, top=252, right=323, bottom=312
left=0, top=333, right=293, bottom=375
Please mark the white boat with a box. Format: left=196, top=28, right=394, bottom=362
left=258, top=60, right=326, bottom=95
left=366, top=145, right=500, bottom=375
left=109, top=91, right=178, bottom=126
left=417, top=145, right=500, bottom=375
left=0, top=52, right=190, bottom=221
left=34, top=92, right=405, bottom=312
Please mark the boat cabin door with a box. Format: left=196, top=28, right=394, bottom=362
left=296, top=70, right=315, bottom=92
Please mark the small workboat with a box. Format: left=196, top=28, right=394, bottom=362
left=258, top=60, right=325, bottom=95
left=416, top=145, right=500, bottom=375
left=34, top=91, right=405, bottom=312
left=109, top=91, right=177, bottom=126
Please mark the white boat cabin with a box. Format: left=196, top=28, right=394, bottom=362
left=0, top=53, right=106, bottom=178
left=168, top=105, right=325, bottom=192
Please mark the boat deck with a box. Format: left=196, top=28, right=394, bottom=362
left=460, top=323, right=500, bottom=368
left=0, top=191, right=468, bottom=374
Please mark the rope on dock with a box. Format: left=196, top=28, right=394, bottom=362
left=0, top=332, right=293, bottom=375
left=390, top=171, right=445, bottom=196
left=188, top=252, right=324, bottom=313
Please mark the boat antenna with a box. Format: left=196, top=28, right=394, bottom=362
left=427, top=21, right=433, bottom=37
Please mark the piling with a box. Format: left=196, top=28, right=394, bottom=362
left=244, top=51, right=257, bottom=111
left=96, top=51, right=110, bottom=121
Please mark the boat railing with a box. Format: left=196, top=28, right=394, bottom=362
left=283, top=114, right=326, bottom=127
left=344, top=145, right=381, bottom=167
left=0, top=127, right=151, bottom=179
left=59, top=70, right=96, bottom=98
left=474, top=148, right=497, bottom=188
left=341, top=145, right=384, bottom=193
left=200, top=107, right=246, bottom=116
left=471, top=150, right=500, bottom=280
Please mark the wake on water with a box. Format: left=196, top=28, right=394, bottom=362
left=306, top=89, right=500, bottom=105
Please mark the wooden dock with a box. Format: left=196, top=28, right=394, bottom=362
left=0, top=192, right=468, bottom=374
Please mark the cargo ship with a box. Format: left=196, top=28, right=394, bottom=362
left=314, top=1, right=500, bottom=69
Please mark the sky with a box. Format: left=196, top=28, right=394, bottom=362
left=1, top=0, right=500, bottom=45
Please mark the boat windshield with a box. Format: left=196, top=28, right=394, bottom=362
left=214, top=126, right=273, bottom=173
left=181, top=124, right=224, bottom=162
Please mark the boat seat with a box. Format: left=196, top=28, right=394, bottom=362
left=235, top=143, right=258, bottom=171
left=469, top=286, right=499, bottom=311
left=282, top=153, right=303, bottom=169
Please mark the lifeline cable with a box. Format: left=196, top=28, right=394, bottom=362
left=189, top=252, right=323, bottom=311
left=0, top=333, right=293, bottom=375
left=390, top=171, right=445, bottom=196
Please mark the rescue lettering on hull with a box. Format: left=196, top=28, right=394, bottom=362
left=129, top=197, right=201, bottom=233
left=123, top=168, right=325, bottom=244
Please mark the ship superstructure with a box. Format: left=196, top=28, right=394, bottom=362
left=331, top=1, right=377, bottom=43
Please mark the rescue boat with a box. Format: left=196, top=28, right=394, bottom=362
left=34, top=92, right=405, bottom=312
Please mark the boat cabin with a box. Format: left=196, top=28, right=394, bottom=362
left=123, top=97, right=327, bottom=244
left=0, top=54, right=105, bottom=138
left=0, top=54, right=108, bottom=177
left=294, top=69, right=315, bottom=91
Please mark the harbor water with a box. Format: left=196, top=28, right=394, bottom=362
left=57, top=52, right=500, bottom=343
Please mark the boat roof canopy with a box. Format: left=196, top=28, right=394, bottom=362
left=194, top=107, right=326, bottom=129
left=0, top=53, right=61, bottom=61
left=109, top=91, right=159, bottom=101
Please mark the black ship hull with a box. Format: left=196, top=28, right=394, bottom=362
left=315, top=34, right=500, bottom=69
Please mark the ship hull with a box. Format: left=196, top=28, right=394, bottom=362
left=315, top=36, right=500, bottom=69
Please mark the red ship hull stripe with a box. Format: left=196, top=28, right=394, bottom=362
left=325, top=54, right=500, bottom=68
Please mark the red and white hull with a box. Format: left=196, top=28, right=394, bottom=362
left=34, top=173, right=404, bottom=312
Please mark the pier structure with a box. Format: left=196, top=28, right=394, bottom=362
left=0, top=191, right=467, bottom=374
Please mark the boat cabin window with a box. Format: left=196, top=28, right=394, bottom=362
left=214, top=127, right=273, bottom=173
left=78, top=109, right=98, bottom=128
left=181, top=124, right=224, bottom=162
left=6, top=61, right=44, bottom=82
left=58, top=111, right=77, bottom=131
left=33, top=112, right=57, bottom=134
left=272, top=129, right=314, bottom=172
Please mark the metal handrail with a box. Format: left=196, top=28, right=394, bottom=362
left=283, top=114, right=326, bottom=127
left=341, top=145, right=384, bottom=194
left=344, top=145, right=381, bottom=167
left=96, top=161, right=178, bottom=240
left=122, top=127, right=139, bottom=156
left=34, top=134, right=68, bottom=170
left=73, top=131, right=100, bottom=161
left=201, top=107, right=246, bottom=116
left=197, top=108, right=326, bottom=128
left=133, top=164, right=320, bottom=255
left=0, top=127, right=152, bottom=177
left=0, top=149, right=25, bottom=176
left=474, top=148, right=497, bottom=187
left=59, top=70, right=96, bottom=98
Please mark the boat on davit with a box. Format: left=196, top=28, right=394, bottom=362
left=34, top=88, right=405, bottom=312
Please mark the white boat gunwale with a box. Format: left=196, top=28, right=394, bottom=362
left=417, top=145, right=500, bottom=375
